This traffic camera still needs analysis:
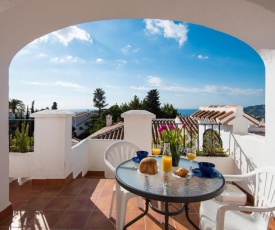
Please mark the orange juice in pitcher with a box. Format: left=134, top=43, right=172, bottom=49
left=162, top=142, right=172, bottom=172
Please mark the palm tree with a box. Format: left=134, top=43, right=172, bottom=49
left=93, top=88, right=108, bottom=116
left=9, top=99, right=25, bottom=114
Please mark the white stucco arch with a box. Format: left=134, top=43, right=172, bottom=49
left=1, top=0, right=275, bottom=215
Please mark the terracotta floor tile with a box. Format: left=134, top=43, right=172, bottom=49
left=56, top=185, right=83, bottom=196
left=66, top=178, right=88, bottom=188
left=173, top=213, right=200, bottom=230
left=16, top=196, right=53, bottom=210
left=79, top=185, right=99, bottom=197
left=43, top=196, right=75, bottom=210
left=6, top=178, right=201, bottom=230
left=35, top=186, right=63, bottom=197
left=85, top=178, right=105, bottom=188
left=25, top=210, right=65, bottom=229
left=85, top=210, right=115, bottom=229
left=55, top=210, right=91, bottom=229
left=0, top=210, right=36, bottom=228
left=68, top=196, right=96, bottom=211
left=124, top=211, right=146, bottom=230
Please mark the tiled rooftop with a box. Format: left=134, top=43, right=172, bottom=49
left=88, top=117, right=199, bottom=143
left=191, top=105, right=259, bottom=125
left=2, top=177, right=201, bottom=229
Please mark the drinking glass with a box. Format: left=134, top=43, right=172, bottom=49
left=186, top=151, right=196, bottom=177
left=152, top=143, right=161, bottom=159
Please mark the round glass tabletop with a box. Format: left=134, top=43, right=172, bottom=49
left=116, top=157, right=225, bottom=203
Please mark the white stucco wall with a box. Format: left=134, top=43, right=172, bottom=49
left=87, top=139, right=118, bottom=178
left=122, top=110, right=155, bottom=153
left=30, top=110, right=74, bottom=179
left=71, top=139, right=89, bottom=178
left=9, top=152, right=35, bottom=178
left=259, top=50, right=275, bottom=166
left=0, top=61, right=10, bottom=211
left=229, top=133, right=266, bottom=172
left=2, top=0, right=275, bottom=214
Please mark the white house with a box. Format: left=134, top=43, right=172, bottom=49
left=190, top=105, right=260, bottom=151
left=72, top=112, right=92, bottom=137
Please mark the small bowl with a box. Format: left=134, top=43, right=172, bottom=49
left=198, top=162, right=215, bottom=176
left=136, top=150, right=148, bottom=161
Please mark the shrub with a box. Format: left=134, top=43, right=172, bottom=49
left=9, top=122, right=33, bottom=153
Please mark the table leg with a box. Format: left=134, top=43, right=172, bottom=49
left=165, top=201, right=169, bottom=230
left=184, top=203, right=200, bottom=230
left=123, top=199, right=149, bottom=230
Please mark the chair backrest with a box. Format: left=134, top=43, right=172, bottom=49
left=251, top=166, right=275, bottom=223
left=104, top=141, right=140, bottom=172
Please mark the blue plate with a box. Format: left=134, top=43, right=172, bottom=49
left=192, top=168, right=220, bottom=178
left=132, top=157, right=141, bottom=163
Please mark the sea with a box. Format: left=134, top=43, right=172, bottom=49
left=177, top=109, right=198, bottom=116
left=66, top=108, right=198, bottom=116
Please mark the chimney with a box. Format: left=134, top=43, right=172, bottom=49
left=106, top=114, right=113, bottom=127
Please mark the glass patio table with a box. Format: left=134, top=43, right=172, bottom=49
left=115, top=156, right=225, bottom=230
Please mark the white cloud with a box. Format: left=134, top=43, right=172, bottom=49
left=133, top=47, right=140, bottom=52
left=121, top=45, right=140, bottom=53
left=221, top=86, right=263, bottom=95
left=131, top=81, right=262, bottom=96
left=198, top=54, right=209, bottom=59
left=96, top=58, right=104, bottom=63
left=32, top=26, right=92, bottom=46
left=122, top=45, right=132, bottom=52
left=117, top=59, right=127, bottom=65
left=106, top=85, right=120, bottom=90
left=37, top=53, right=47, bottom=58
left=50, top=55, right=85, bottom=63
left=144, top=19, right=188, bottom=46
left=147, top=76, right=162, bottom=86
left=130, top=85, right=151, bottom=91
left=21, top=81, right=88, bottom=91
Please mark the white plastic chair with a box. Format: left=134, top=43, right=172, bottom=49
left=104, top=141, right=162, bottom=226
left=200, top=166, right=275, bottom=230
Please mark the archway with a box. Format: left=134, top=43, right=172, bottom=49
left=1, top=0, right=275, bottom=220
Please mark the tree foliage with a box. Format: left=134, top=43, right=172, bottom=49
left=9, top=122, right=34, bottom=153
left=129, top=95, right=143, bottom=110
left=143, top=89, right=162, bottom=118
left=93, top=88, right=108, bottom=116
left=31, top=100, right=35, bottom=113
left=51, top=102, right=58, bottom=110
left=9, top=99, right=25, bottom=114
left=161, top=103, right=178, bottom=118
left=89, top=88, right=179, bottom=135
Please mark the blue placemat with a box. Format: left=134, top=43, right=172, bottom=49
left=192, top=168, right=220, bottom=178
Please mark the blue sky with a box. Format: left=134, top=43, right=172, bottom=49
left=9, top=19, right=265, bottom=110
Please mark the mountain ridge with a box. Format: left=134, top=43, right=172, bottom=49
left=244, top=104, right=265, bottom=121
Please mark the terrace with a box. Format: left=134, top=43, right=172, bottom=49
left=5, top=108, right=269, bottom=229
left=1, top=1, right=275, bottom=229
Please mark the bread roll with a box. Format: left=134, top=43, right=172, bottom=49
left=139, top=157, right=158, bottom=175
left=175, top=167, right=188, bottom=177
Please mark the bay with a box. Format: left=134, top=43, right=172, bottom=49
left=177, top=109, right=198, bottom=116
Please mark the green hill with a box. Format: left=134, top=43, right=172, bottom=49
left=243, top=105, right=265, bottom=121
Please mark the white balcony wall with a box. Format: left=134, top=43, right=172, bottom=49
left=30, top=110, right=74, bottom=179
left=87, top=139, right=118, bottom=178
left=71, top=139, right=89, bottom=178
left=229, top=133, right=266, bottom=172
left=9, top=152, right=35, bottom=178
